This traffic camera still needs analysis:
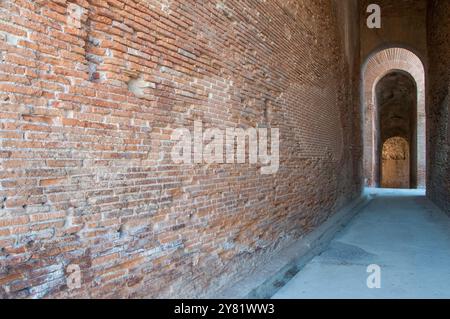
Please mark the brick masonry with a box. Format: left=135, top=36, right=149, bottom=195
left=0, top=0, right=361, bottom=298
left=427, top=0, right=450, bottom=215
left=360, top=0, right=428, bottom=60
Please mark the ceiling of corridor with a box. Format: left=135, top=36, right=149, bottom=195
left=376, top=71, right=417, bottom=142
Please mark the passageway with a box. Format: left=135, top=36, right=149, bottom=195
left=273, top=189, right=450, bottom=299
left=0, top=0, right=449, bottom=299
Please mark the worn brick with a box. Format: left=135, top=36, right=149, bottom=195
left=0, top=0, right=362, bottom=299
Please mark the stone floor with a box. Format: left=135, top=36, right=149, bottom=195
left=273, top=188, right=450, bottom=299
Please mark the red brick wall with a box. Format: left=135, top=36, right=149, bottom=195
left=427, top=0, right=450, bottom=215
left=0, top=0, right=361, bottom=298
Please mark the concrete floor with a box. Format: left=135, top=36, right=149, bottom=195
left=273, top=188, right=450, bottom=299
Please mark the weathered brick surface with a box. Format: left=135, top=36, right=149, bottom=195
left=360, top=0, right=428, bottom=61
left=0, top=0, right=361, bottom=298
left=427, top=0, right=450, bottom=215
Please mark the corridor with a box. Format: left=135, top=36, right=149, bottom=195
left=273, top=189, right=450, bottom=299
left=0, top=0, right=449, bottom=299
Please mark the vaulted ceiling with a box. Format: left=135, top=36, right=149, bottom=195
left=376, top=71, right=417, bottom=143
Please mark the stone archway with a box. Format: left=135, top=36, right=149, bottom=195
left=363, top=48, right=426, bottom=188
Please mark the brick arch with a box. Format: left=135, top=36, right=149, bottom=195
left=363, top=47, right=426, bottom=188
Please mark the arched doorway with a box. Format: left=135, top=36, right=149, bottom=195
left=362, top=48, right=426, bottom=189
left=381, top=137, right=410, bottom=189
left=376, top=71, right=417, bottom=188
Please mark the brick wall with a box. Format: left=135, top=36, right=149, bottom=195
left=427, top=0, right=450, bottom=215
left=360, top=0, right=428, bottom=61
left=0, top=0, right=361, bottom=298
